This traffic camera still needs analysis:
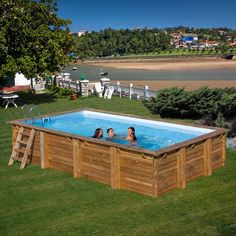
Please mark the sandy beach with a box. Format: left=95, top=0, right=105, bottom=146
left=82, top=57, right=236, bottom=90
left=86, top=57, right=236, bottom=71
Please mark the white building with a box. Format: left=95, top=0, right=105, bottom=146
left=14, top=72, right=30, bottom=86
left=78, top=30, right=87, bottom=37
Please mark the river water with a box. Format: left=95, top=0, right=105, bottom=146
left=63, top=64, right=236, bottom=82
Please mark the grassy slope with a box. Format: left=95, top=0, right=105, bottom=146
left=100, top=48, right=236, bottom=59
left=0, top=94, right=235, bottom=236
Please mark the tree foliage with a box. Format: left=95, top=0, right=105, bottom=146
left=74, top=26, right=236, bottom=58
left=75, top=28, right=171, bottom=58
left=0, top=0, right=74, bottom=84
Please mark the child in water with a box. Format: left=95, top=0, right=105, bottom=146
left=125, top=127, right=137, bottom=143
left=92, top=128, right=103, bottom=139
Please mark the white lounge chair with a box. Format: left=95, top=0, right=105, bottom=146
left=94, top=82, right=103, bottom=97
left=104, top=85, right=114, bottom=99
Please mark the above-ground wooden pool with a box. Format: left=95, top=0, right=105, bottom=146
left=10, top=109, right=228, bottom=197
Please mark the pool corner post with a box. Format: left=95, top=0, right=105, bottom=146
left=40, top=131, right=49, bottom=169
left=222, top=134, right=227, bottom=167
left=203, top=138, right=212, bottom=176
left=177, top=147, right=186, bottom=189
left=73, top=139, right=82, bottom=178
left=152, top=158, right=159, bottom=197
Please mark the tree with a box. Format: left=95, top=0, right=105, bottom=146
left=0, top=0, right=75, bottom=87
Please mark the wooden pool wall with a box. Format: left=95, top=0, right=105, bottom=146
left=11, top=115, right=227, bottom=197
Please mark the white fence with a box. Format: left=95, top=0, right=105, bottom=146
left=111, top=82, right=157, bottom=99
left=56, top=79, right=157, bottom=99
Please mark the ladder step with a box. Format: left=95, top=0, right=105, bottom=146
left=12, top=156, right=30, bottom=164
left=17, top=140, right=28, bottom=145
left=14, top=148, right=32, bottom=155
left=15, top=148, right=26, bottom=154
left=12, top=156, right=22, bottom=162
left=19, top=130, right=28, bottom=136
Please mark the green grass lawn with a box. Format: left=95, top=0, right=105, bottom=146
left=0, top=93, right=236, bottom=235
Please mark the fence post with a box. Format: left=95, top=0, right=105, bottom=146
left=79, top=80, right=90, bottom=97
left=117, top=81, right=121, bottom=98
left=144, top=85, right=149, bottom=99
left=76, top=80, right=79, bottom=91
left=129, top=83, right=133, bottom=99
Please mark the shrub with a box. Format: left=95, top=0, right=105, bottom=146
left=144, top=87, right=193, bottom=118
left=222, top=87, right=236, bottom=94
left=194, top=115, right=215, bottom=126
left=215, top=112, right=226, bottom=128
left=229, top=119, right=236, bottom=137
left=144, top=86, right=236, bottom=120
left=190, top=87, right=224, bottom=118
left=217, top=93, right=236, bottom=119
left=143, top=97, right=158, bottom=114
left=49, top=87, right=74, bottom=97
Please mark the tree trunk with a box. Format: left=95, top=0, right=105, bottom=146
left=30, top=78, right=34, bottom=91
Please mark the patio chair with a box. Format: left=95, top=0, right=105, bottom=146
left=0, top=91, right=19, bottom=108
left=103, top=85, right=114, bottom=99
left=94, top=82, right=103, bottom=97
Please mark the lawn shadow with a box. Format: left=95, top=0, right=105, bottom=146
left=17, top=91, right=58, bottom=106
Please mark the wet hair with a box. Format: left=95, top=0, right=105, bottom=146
left=92, top=128, right=103, bottom=139
left=128, top=126, right=137, bottom=141
left=107, top=128, right=113, bottom=133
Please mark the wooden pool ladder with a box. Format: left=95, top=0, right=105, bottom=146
left=8, top=127, right=36, bottom=169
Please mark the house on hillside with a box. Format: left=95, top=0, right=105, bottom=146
left=170, top=32, right=182, bottom=39
left=77, top=30, right=88, bottom=37
left=202, top=40, right=219, bottom=48
left=219, top=30, right=226, bottom=35
left=173, top=34, right=198, bottom=48
left=180, top=34, right=198, bottom=44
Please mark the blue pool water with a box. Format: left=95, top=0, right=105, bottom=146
left=24, top=110, right=213, bottom=150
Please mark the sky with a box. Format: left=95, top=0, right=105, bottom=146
left=57, top=0, right=236, bottom=32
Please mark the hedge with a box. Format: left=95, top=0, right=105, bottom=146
left=143, top=87, right=236, bottom=120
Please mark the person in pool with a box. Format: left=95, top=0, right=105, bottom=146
left=125, top=126, right=137, bottom=142
left=92, top=128, right=103, bottom=139
left=107, top=128, right=115, bottom=138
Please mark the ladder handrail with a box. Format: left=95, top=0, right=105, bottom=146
left=21, top=104, right=50, bottom=126
left=21, top=104, right=32, bottom=122
left=30, top=105, right=43, bottom=123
